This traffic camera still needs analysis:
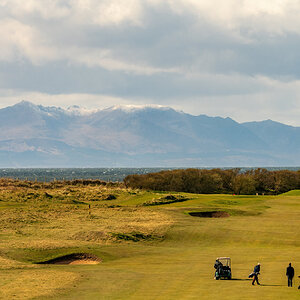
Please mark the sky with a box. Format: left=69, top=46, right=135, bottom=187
left=1, top=0, right=300, bottom=125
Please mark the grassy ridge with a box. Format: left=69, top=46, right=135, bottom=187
left=281, top=189, right=300, bottom=196
left=0, top=180, right=299, bottom=299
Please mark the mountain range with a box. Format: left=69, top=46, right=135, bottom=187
left=0, top=101, right=299, bottom=167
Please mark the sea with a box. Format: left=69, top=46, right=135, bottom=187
left=0, top=167, right=300, bottom=182
left=0, top=168, right=172, bottom=182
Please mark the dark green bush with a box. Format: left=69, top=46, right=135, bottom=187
left=124, top=168, right=300, bottom=195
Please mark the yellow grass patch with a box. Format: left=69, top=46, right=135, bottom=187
left=0, top=269, right=78, bottom=299
left=0, top=256, right=27, bottom=270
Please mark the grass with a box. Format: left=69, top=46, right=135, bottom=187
left=281, top=189, right=300, bottom=196
left=0, top=180, right=299, bottom=299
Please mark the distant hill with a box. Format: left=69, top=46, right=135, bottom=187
left=0, top=101, right=299, bottom=167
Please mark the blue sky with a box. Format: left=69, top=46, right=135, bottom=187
left=1, top=0, right=300, bottom=125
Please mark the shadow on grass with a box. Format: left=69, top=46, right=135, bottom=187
left=231, top=279, right=284, bottom=286
left=259, top=284, right=284, bottom=287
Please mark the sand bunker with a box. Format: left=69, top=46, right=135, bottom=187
left=38, top=253, right=101, bottom=265
left=188, top=211, right=229, bottom=218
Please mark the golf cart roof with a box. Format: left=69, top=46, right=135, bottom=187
left=217, top=257, right=230, bottom=260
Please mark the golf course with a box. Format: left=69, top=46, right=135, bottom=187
left=0, top=179, right=299, bottom=299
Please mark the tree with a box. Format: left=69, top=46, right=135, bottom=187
left=232, top=174, right=256, bottom=195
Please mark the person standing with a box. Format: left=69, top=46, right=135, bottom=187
left=252, top=263, right=261, bottom=285
left=286, top=263, right=294, bottom=287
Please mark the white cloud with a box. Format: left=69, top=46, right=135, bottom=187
left=1, top=0, right=143, bottom=25
left=1, top=0, right=300, bottom=71
left=169, top=0, right=300, bottom=34
left=1, top=0, right=300, bottom=125
left=67, top=47, right=179, bottom=75
left=70, top=0, right=143, bottom=26
left=0, top=18, right=58, bottom=64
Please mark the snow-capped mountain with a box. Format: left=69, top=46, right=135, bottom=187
left=0, top=101, right=300, bottom=167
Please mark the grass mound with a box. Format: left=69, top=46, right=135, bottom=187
left=281, top=189, right=300, bottom=196
left=111, top=232, right=154, bottom=242
left=37, top=253, right=101, bottom=265
left=72, top=231, right=108, bottom=242
left=141, top=194, right=189, bottom=206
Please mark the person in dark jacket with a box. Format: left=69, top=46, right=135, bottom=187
left=251, top=263, right=260, bottom=285
left=214, top=259, right=223, bottom=278
left=286, top=263, right=294, bottom=287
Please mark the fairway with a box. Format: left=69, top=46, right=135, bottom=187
left=0, top=182, right=299, bottom=299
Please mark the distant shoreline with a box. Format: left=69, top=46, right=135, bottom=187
left=1, top=167, right=300, bottom=182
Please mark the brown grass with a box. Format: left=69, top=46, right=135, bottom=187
left=0, top=181, right=174, bottom=253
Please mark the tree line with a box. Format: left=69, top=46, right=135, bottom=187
left=124, top=168, right=300, bottom=195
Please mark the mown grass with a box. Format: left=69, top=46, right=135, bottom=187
left=0, top=180, right=299, bottom=299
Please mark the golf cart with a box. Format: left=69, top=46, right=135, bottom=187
left=214, top=257, right=232, bottom=280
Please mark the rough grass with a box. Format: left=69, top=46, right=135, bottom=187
left=0, top=180, right=299, bottom=299
left=0, top=269, right=79, bottom=299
